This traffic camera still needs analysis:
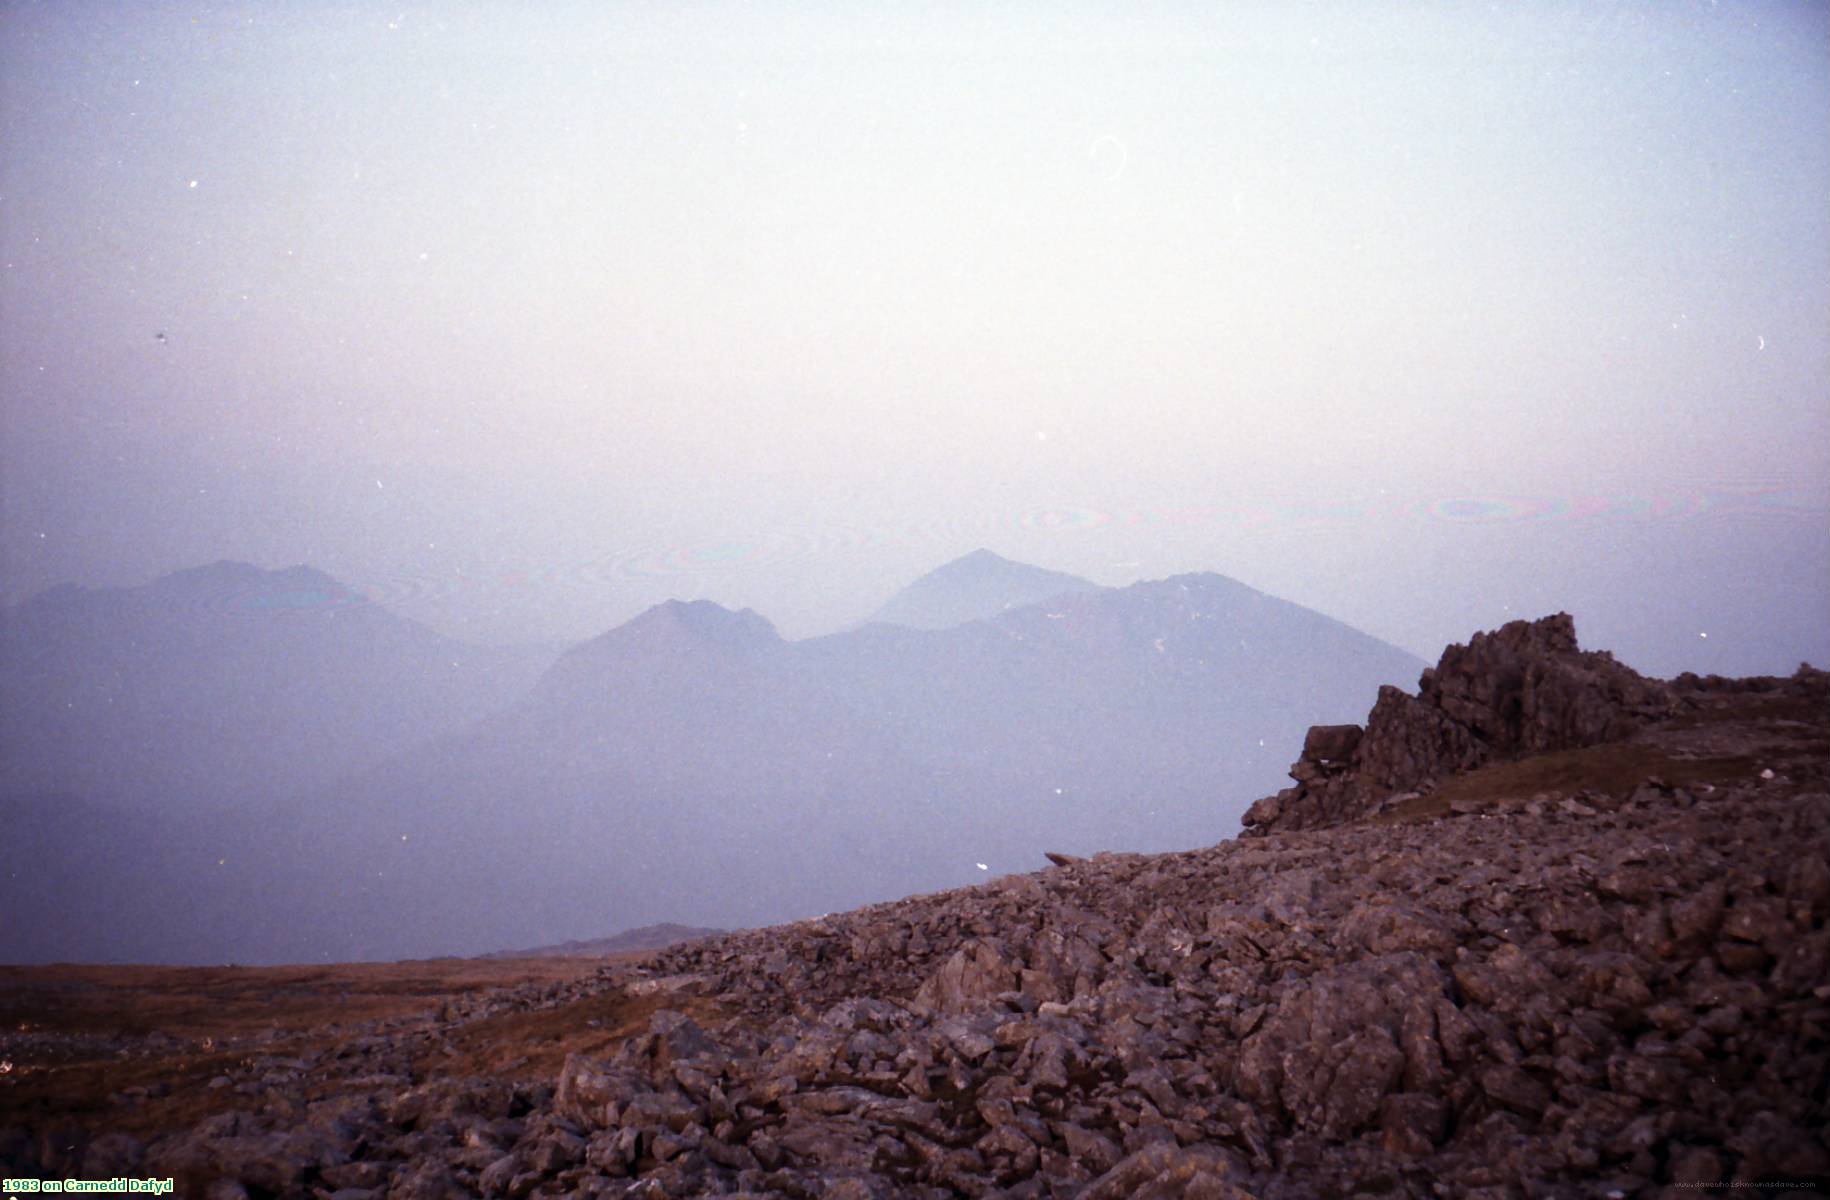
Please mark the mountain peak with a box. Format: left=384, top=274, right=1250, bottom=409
left=634, top=598, right=778, bottom=642
left=154, top=560, right=342, bottom=590
left=531, top=599, right=780, bottom=701
left=18, top=561, right=362, bottom=615
left=867, top=551, right=1099, bottom=631
left=149, top=561, right=360, bottom=612
left=932, top=548, right=1041, bottom=576
left=575, top=598, right=779, bottom=659
left=175, top=559, right=266, bottom=582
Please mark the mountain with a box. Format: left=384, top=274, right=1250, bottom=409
left=0, top=561, right=556, bottom=814
left=273, top=568, right=1425, bottom=962
left=478, top=923, right=724, bottom=959
left=0, top=791, right=288, bottom=965
left=865, top=548, right=1099, bottom=630
left=3, top=557, right=1426, bottom=964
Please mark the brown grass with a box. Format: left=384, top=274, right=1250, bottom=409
left=1374, top=687, right=1828, bottom=825
left=1663, top=691, right=1829, bottom=728
left=409, top=988, right=727, bottom=1085
left=1, top=957, right=599, bottom=1040
left=1374, top=741, right=1762, bottom=823
left=0, top=955, right=639, bottom=1138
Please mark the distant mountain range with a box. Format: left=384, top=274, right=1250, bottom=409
left=0, top=561, right=555, bottom=813
left=477, top=923, right=724, bottom=960
left=1, top=552, right=1425, bottom=964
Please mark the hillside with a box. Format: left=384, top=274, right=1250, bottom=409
left=4, top=615, right=1824, bottom=1195
left=287, top=568, right=1425, bottom=962
left=3, top=556, right=1421, bottom=965
left=0, top=562, right=554, bottom=813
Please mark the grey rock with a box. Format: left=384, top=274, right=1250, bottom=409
left=912, top=939, right=1020, bottom=1014
left=1302, top=723, right=1365, bottom=764
left=387, top=1159, right=467, bottom=1200
left=1080, top=1143, right=1254, bottom=1200
left=80, top=1131, right=144, bottom=1175
left=1246, top=613, right=1674, bottom=833
left=553, top=1053, right=646, bottom=1129
left=1378, top=1092, right=1446, bottom=1157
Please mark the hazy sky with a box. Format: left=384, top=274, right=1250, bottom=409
left=3, top=1, right=1826, bottom=677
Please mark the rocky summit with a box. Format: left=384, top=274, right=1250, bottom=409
left=3, top=616, right=1826, bottom=1197
left=1241, top=613, right=1682, bottom=835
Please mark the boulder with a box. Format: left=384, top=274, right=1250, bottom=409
left=1080, top=1143, right=1256, bottom=1200
left=1302, top=723, right=1364, bottom=763
left=912, top=939, right=1020, bottom=1014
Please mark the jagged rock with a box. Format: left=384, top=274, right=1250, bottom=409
left=1302, top=724, right=1364, bottom=763
left=1080, top=1143, right=1256, bottom=1199
left=387, top=1158, right=467, bottom=1200
left=1477, top=1063, right=1551, bottom=1115
left=388, top=1077, right=515, bottom=1128
left=1057, top=1123, right=1121, bottom=1175
left=1356, top=684, right=1489, bottom=794
left=526, top=1127, right=585, bottom=1172
left=1244, top=614, right=1675, bottom=834
left=620, top=1009, right=717, bottom=1078
left=1378, top=1092, right=1446, bottom=1156
left=1237, top=953, right=1446, bottom=1138
left=1240, top=789, right=1289, bottom=828
left=912, top=938, right=1020, bottom=1014
left=552, top=1053, right=647, bottom=1126
left=477, top=1154, right=519, bottom=1197
left=1339, top=897, right=1462, bottom=960
left=1424, top=612, right=1670, bottom=754
left=619, top=1088, right=702, bottom=1133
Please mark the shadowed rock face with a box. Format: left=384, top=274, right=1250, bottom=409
left=6, top=622, right=1825, bottom=1198
left=1244, top=613, right=1680, bottom=834
left=1421, top=612, right=1672, bottom=757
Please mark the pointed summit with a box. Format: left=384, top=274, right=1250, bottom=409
left=625, top=598, right=780, bottom=649
left=534, top=599, right=781, bottom=700
left=867, top=549, right=1098, bottom=631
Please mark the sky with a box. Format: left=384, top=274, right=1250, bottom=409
left=2, top=1, right=1826, bottom=678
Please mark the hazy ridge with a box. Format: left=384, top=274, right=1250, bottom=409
left=2, top=551, right=1422, bottom=964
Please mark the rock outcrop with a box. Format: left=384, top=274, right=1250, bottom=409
left=1243, top=613, right=1677, bottom=834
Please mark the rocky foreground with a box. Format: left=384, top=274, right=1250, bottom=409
left=4, top=617, right=1827, bottom=1197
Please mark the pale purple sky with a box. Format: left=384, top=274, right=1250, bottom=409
left=3, top=1, right=1825, bottom=677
